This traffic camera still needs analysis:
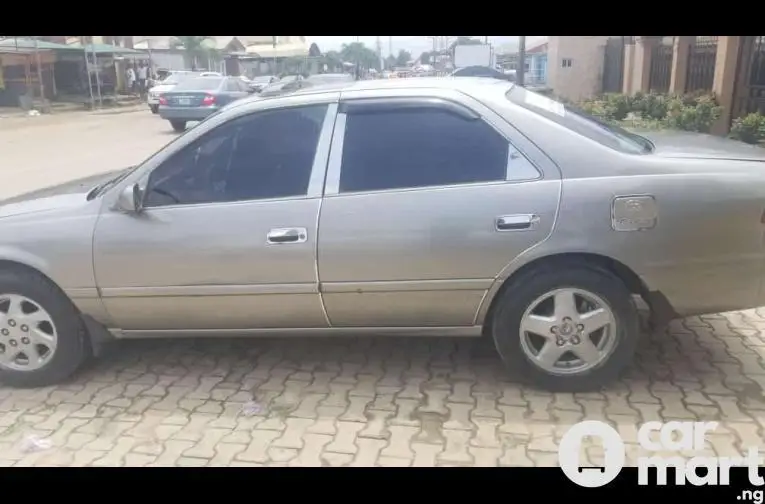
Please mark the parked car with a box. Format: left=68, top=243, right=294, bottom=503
left=258, top=74, right=304, bottom=97
left=247, top=75, right=277, bottom=93
left=158, top=76, right=253, bottom=132
left=4, top=77, right=765, bottom=391
left=451, top=66, right=515, bottom=82
left=147, top=71, right=222, bottom=114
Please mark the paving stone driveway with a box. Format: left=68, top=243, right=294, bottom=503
left=1, top=309, right=765, bottom=467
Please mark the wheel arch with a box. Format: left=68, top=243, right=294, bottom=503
left=478, top=252, right=655, bottom=333
left=0, top=257, right=76, bottom=309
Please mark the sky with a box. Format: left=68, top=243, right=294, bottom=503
left=305, top=36, right=546, bottom=57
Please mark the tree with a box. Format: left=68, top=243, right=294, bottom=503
left=323, top=50, right=343, bottom=72
left=395, top=49, right=411, bottom=67
left=308, top=43, right=322, bottom=57
left=170, top=36, right=216, bottom=70
left=340, top=42, right=380, bottom=71
left=419, top=51, right=431, bottom=65
left=385, top=55, right=397, bottom=70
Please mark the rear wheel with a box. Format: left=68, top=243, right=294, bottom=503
left=170, top=120, right=186, bottom=132
left=0, top=268, right=89, bottom=387
left=491, top=264, right=640, bottom=392
left=150, top=105, right=158, bottom=114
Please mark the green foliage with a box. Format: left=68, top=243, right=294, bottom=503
left=576, top=92, right=722, bottom=134
left=729, top=113, right=765, bottom=145
left=340, top=42, right=380, bottom=71
left=663, top=94, right=721, bottom=133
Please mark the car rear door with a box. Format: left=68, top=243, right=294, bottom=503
left=316, top=88, right=562, bottom=328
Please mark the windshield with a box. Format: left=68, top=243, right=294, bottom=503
left=505, top=87, right=652, bottom=154
left=162, top=74, right=184, bottom=85
left=173, top=77, right=224, bottom=91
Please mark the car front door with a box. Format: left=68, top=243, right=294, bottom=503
left=317, top=90, right=561, bottom=328
left=93, top=100, right=337, bottom=333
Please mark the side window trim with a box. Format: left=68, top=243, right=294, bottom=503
left=323, top=98, right=539, bottom=197
left=142, top=103, right=338, bottom=209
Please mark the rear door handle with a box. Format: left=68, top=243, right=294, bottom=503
left=267, top=227, right=308, bottom=244
left=496, top=214, right=539, bottom=231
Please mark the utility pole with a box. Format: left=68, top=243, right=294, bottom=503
left=517, top=36, right=526, bottom=87
left=82, top=38, right=95, bottom=109
left=376, top=36, right=383, bottom=72
left=32, top=36, right=49, bottom=113
left=272, top=36, right=278, bottom=74
left=91, top=42, right=102, bottom=107
left=388, top=36, right=392, bottom=57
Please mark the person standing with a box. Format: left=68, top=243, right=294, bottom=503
left=125, top=65, right=136, bottom=95
left=137, top=62, right=148, bottom=97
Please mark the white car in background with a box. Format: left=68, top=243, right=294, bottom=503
left=147, top=71, right=221, bottom=114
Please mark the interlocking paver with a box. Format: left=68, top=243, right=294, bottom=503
left=0, top=309, right=763, bottom=466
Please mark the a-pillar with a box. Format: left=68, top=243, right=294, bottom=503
left=623, top=37, right=656, bottom=95
left=669, top=36, right=694, bottom=94
left=711, top=36, right=741, bottom=135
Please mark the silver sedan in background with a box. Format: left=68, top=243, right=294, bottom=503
left=2, top=78, right=765, bottom=391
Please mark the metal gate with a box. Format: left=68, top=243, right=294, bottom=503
left=685, top=36, right=718, bottom=93
left=649, top=38, right=673, bottom=92
left=602, top=37, right=626, bottom=93
left=734, top=36, right=765, bottom=118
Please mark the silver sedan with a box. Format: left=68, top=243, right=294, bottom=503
left=2, top=77, right=765, bottom=391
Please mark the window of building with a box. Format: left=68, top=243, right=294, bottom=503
left=562, top=58, right=573, bottom=68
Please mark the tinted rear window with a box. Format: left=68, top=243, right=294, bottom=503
left=505, top=86, right=652, bottom=154
left=173, top=77, right=224, bottom=91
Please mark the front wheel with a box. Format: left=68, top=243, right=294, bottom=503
left=491, top=264, right=640, bottom=392
left=150, top=105, right=158, bottom=114
left=169, top=120, right=186, bottom=132
left=0, top=268, right=90, bottom=387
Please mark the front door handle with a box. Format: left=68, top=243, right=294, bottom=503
left=496, top=214, right=539, bottom=231
left=267, top=227, right=308, bottom=244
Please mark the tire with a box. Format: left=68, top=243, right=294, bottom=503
left=491, top=263, right=640, bottom=392
left=170, top=120, right=186, bottom=132
left=0, top=268, right=90, bottom=388
left=150, top=105, right=158, bottom=114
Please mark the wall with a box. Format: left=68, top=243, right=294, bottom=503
left=548, top=36, right=610, bottom=101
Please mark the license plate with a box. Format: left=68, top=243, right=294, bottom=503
left=177, top=98, right=191, bottom=106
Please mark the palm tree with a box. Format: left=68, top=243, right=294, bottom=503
left=170, top=36, right=215, bottom=70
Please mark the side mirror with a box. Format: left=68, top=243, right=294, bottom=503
left=116, top=183, right=143, bottom=214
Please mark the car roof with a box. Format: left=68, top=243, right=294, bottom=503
left=223, top=77, right=515, bottom=112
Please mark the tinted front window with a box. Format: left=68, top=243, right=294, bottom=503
left=339, top=108, right=509, bottom=193
left=173, top=78, right=224, bottom=91
left=144, top=105, right=328, bottom=207
left=506, top=86, right=651, bottom=154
